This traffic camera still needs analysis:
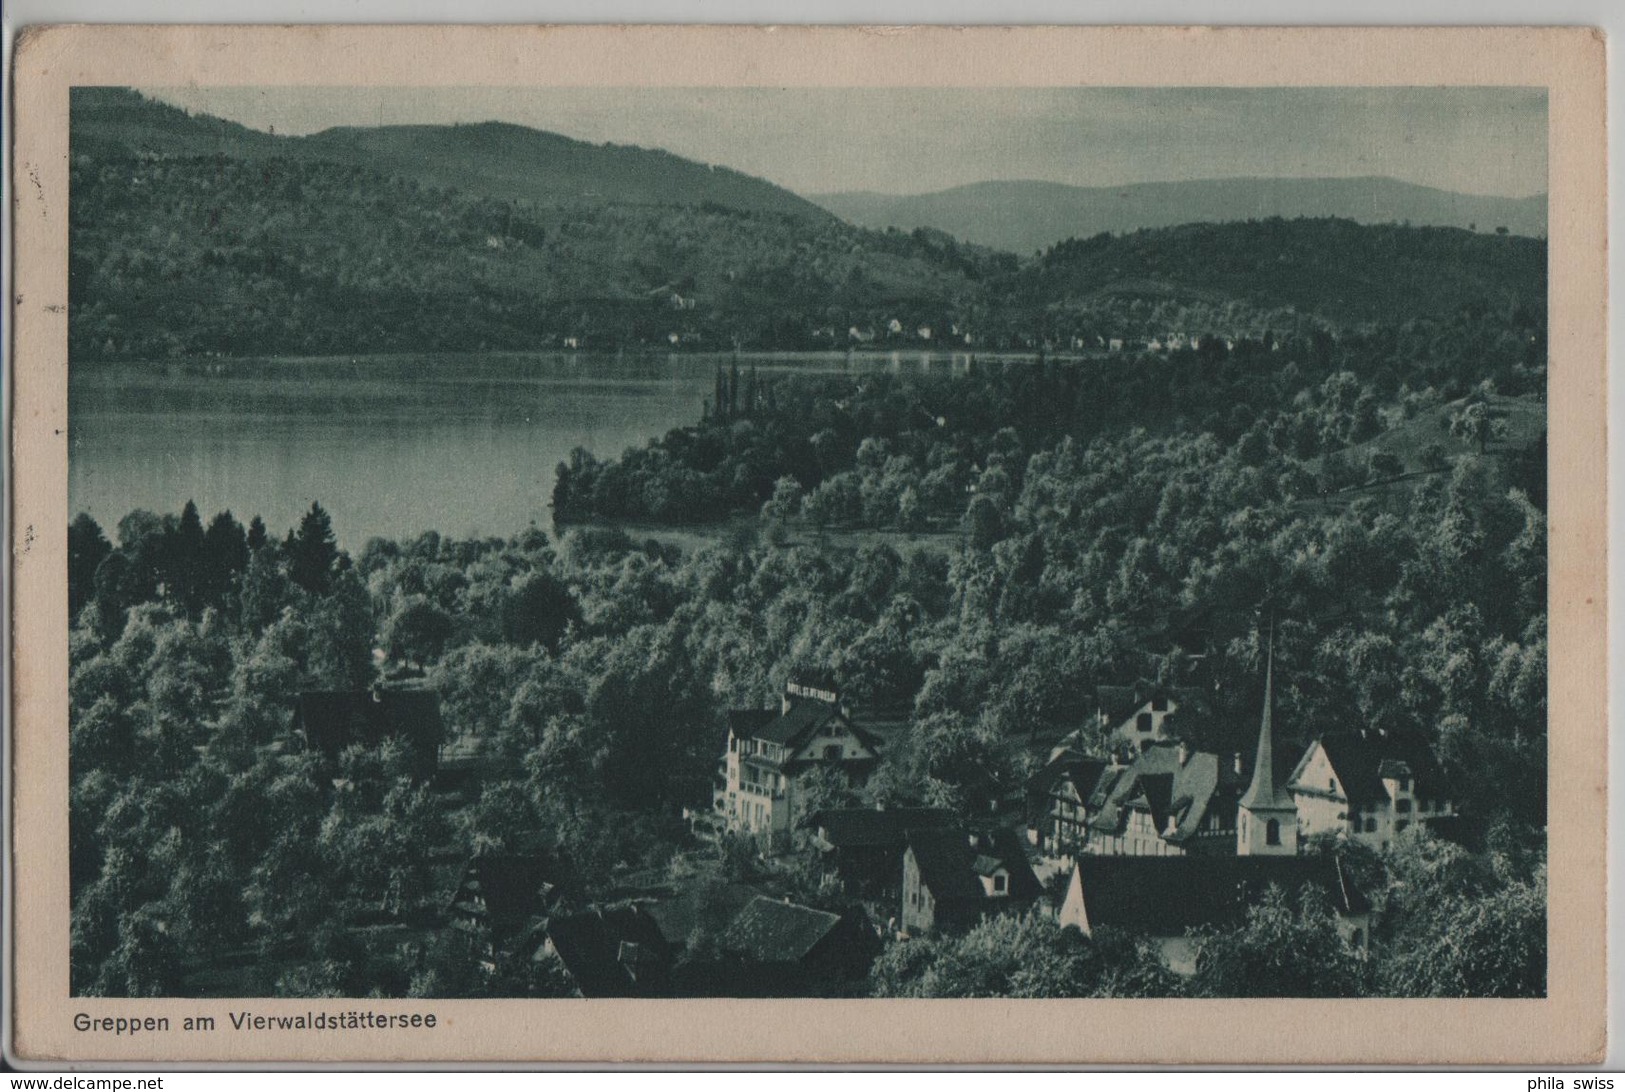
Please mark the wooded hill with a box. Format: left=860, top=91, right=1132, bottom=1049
left=817, top=176, right=1548, bottom=255
left=69, top=89, right=1547, bottom=359
left=71, top=87, right=832, bottom=221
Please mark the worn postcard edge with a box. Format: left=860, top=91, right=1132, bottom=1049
left=7, top=23, right=1609, bottom=1067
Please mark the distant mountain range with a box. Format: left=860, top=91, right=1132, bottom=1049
left=71, top=87, right=831, bottom=222
left=815, top=177, right=1547, bottom=254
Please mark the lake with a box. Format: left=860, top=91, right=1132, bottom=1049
left=68, top=350, right=991, bottom=546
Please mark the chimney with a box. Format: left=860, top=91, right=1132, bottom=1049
left=1233, top=752, right=1244, bottom=777
left=1177, top=741, right=1191, bottom=767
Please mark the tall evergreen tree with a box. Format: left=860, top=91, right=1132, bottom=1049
left=288, top=502, right=339, bottom=595
left=245, top=515, right=269, bottom=553
left=68, top=513, right=112, bottom=618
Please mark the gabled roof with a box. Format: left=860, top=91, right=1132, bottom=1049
left=448, top=853, right=563, bottom=937
left=805, top=807, right=958, bottom=847
left=729, top=698, right=884, bottom=760
left=1096, top=683, right=1200, bottom=728
left=907, top=827, right=1041, bottom=904
left=727, top=709, right=778, bottom=739
left=292, top=687, right=444, bottom=758
left=1298, top=731, right=1451, bottom=806
left=544, top=904, right=671, bottom=998
left=756, top=700, right=842, bottom=746
left=1088, top=743, right=1243, bottom=843
left=639, top=883, right=759, bottom=949
left=1070, top=854, right=1371, bottom=937
left=722, top=896, right=844, bottom=964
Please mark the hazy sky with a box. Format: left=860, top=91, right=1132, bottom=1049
left=146, top=86, right=1548, bottom=199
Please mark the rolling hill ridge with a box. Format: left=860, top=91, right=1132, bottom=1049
left=817, top=177, right=1547, bottom=254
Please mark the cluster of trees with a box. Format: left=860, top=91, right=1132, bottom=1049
left=554, top=299, right=1543, bottom=532
left=70, top=420, right=1545, bottom=994
left=868, top=830, right=1545, bottom=1000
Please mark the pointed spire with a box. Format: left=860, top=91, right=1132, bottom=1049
left=1240, top=622, right=1293, bottom=811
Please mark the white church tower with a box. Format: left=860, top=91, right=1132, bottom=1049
left=1236, top=635, right=1298, bottom=855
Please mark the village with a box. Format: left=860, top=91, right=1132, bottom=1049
left=283, top=630, right=1455, bottom=997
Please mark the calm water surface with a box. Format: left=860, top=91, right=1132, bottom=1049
left=69, top=351, right=986, bottom=545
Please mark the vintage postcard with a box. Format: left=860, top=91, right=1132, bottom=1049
left=7, top=24, right=1607, bottom=1066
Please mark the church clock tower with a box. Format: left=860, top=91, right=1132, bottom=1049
left=1236, top=637, right=1299, bottom=856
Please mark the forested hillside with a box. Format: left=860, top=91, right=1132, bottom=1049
left=997, top=218, right=1547, bottom=343
left=72, top=88, right=832, bottom=220
left=69, top=153, right=1006, bottom=358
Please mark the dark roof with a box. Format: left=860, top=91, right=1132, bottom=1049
left=1071, top=855, right=1371, bottom=937
left=1303, top=731, right=1450, bottom=806
left=1087, top=743, right=1244, bottom=843
left=908, top=827, right=1041, bottom=904
left=1096, top=684, right=1199, bottom=728
left=292, top=687, right=444, bottom=757
left=728, top=700, right=884, bottom=761
left=806, top=807, right=958, bottom=847
left=639, top=883, right=758, bottom=949
left=727, top=709, right=778, bottom=739
left=544, top=904, right=671, bottom=998
left=722, top=896, right=844, bottom=964
left=757, top=700, right=842, bottom=745
left=448, top=853, right=563, bottom=934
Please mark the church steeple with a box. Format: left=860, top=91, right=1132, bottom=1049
left=1237, top=626, right=1297, bottom=855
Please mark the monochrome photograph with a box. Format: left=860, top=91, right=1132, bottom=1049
left=9, top=23, right=1608, bottom=1067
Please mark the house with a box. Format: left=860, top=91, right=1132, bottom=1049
left=538, top=904, right=673, bottom=998
left=1091, top=684, right=1188, bottom=749
left=1108, top=338, right=1124, bottom=352
left=917, top=325, right=933, bottom=341
left=901, top=826, right=1040, bottom=935
left=887, top=318, right=904, bottom=335
left=716, top=679, right=884, bottom=853
left=1058, top=854, right=1373, bottom=974
left=1288, top=730, right=1456, bottom=851
left=1029, top=751, right=1109, bottom=857
left=720, top=896, right=877, bottom=991
left=446, top=853, right=566, bottom=970
left=290, top=686, right=444, bottom=781
left=804, top=806, right=959, bottom=899
left=1083, top=740, right=1245, bottom=858
left=848, top=326, right=876, bottom=343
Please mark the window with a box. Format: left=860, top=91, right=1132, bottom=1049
left=993, top=874, right=1007, bottom=893
left=1136, top=712, right=1154, bottom=733
left=1329, top=778, right=1336, bottom=791
left=1265, top=819, right=1281, bottom=846
left=824, top=744, right=842, bottom=761
left=1396, top=819, right=1410, bottom=833
left=1350, top=928, right=1365, bottom=949
left=1398, top=777, right=1410, bottom=792
left=1364, top=817, right=1377, bottom=833
left=1395, top=798, right=1411, bottom=813
left=1151, top=696, right=1168, bottom=712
